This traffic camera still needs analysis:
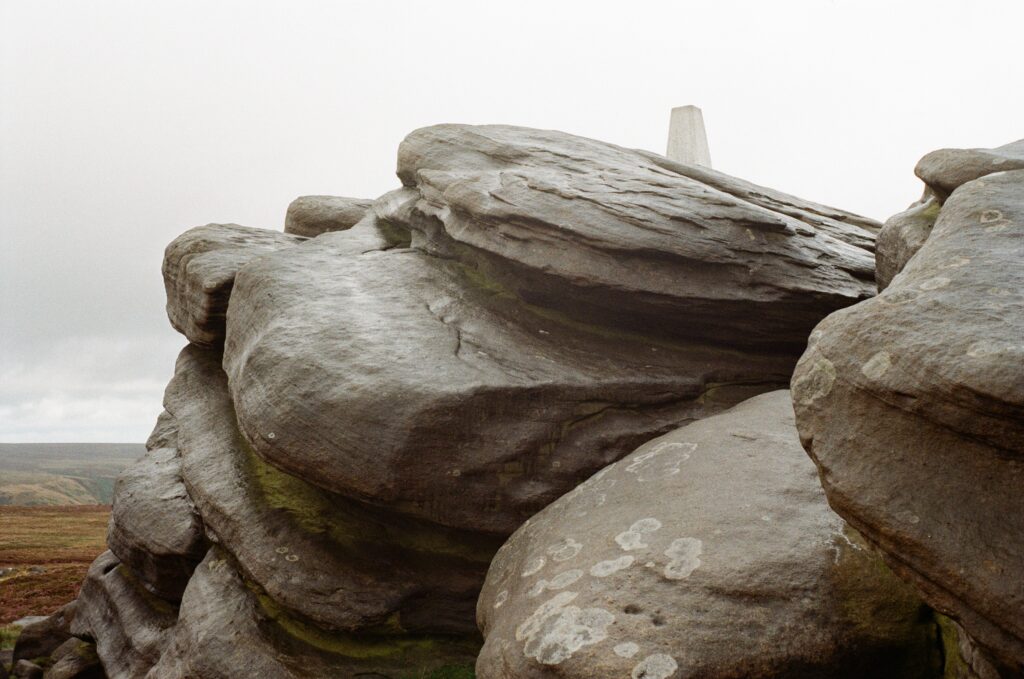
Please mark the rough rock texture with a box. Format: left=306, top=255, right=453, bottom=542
left=875, top=193, right=941, bottom=291
left=106, top=422, right=206, bottom=601
left=166, top=344, right=497, bottom=635
left=915, top=140, right=1024, bottom=200
left=162, top=224, right=302, bottom=345
left=477, top=391, right=940, bottom=678
left=225, top=124, right=878, bottom=537
left=74, top=123, right=883, bottom=677
left=146, top=547, right=479, bottom=679
left=11, top=662, right=41, bottom=679
left=283, top=195, right=373, bottom=237
left=45, top=638, right=105, bottom=679
left=71, top=552, right=177, bottom=679
left=793, top=166, right=1024, bottom=675
left=12, top=602, right=76, bottom=666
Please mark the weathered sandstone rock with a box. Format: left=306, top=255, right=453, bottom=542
left=167, top=343, right=498, bottom=635
left=477, top=391, right=940, bottom=678
left=106, top=424, right=206, bottom=601
left=45, top=638, right=105, bottom=679
left=393, top=125, right=877, bottom=351
left=145, top=547, right=478, bottom=679
left=875, top=193, right=941, bottom=291
left=225, top=124, right=878, bottom=536
left=284, top=195, right=373, bottom=237
left=162, top=224, right=302, bottom=345
left=70, top=552, right=176, bottom=679
left=793, top=168, right=1024, bottom=674
left=916, top=139, right=1024, bottom=200
left=12, top=602, right=76, bottom=666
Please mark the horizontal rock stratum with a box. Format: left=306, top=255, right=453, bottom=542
left=39, top=122, right=944, bottom=678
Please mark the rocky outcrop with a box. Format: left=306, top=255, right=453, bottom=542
left=477, top=391, right=940, bottom=678
left=67, top=123, right=881, bottom=676
left=225, top=124, right=877, bottom=537
left=162, top=224, right=302, bottom=345
left=284, top=195, right=373, bottom=237
left=793, top=159, right=1024, bottom=675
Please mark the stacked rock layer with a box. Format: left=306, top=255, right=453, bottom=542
left=47, top=124, right=901, bottom=678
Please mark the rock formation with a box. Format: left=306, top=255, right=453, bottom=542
left=793, top=143, right=1024, bottom=677
left=48, top=122, right=892, bottom=677
left=477, top=391, right=940, bottom=678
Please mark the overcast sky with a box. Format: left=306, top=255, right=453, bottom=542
left=1, top=0, right=1021, bottom=442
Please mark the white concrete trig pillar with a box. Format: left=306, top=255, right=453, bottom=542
left=666, top=105, right=712, bottom=168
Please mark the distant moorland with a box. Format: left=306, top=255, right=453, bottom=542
left=0, top=443, right=143, bottom=505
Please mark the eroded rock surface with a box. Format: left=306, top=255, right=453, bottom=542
left=284, top=195, right=373, bottom=237
left=106, top=423, right=206, bottom=601
left=71, top=552, right=177, bottom=679
left=71, top=123, right=885, bottom=677
left=477, top=391, right=940, bottom=678
left=162, top=224, right=302, bottom=345
left=225, top=124, right=878, bottom=536
left=793, top=167, right=1024, bottom=675
left=875, top=193, right=941, bottom=291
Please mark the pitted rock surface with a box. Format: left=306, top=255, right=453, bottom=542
left=793, top=167, right=1024, bottom=674
left=477, top=391, right=940, bottom=678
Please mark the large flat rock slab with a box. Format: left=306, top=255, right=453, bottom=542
left=476, top=391, right=939, bottom=678
left=792, top=169, right=1024, bottom=674
left=392, top=124, right=877, bottom=352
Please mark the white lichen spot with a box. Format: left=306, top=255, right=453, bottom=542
left=548, top=538, right=583, bottom=562
left=861, top=351, right=892, bottom=380
left=494, top=590, right=508, bottom=609
left=275, top=546, right=289, bottom=554
left=625, top=441, right=695, bottom=481
left=207, top=558, right=226, bottom=573
left=285, top=553, right=299, bottom=562
left=632, top=653, right=678, bottom=679
left=267, top=432, right=276, bottom=440
left=590, top=555, right=635, bottom=578
left=521, top=557, right=546, bottom=577
left=614, top=641, right=640, bottom=658
left=515, top=591, right=615, bottom=665
left=980, top=209, right=1003, bottom=223
left=920, top=276, right=950, bottom=291
left=616, top=518, right=662, bottom=551
left=450, top=469, right=461, bottom=477
left=529, top=569, right=584, bottom=597
left=792, top=357, right=836, bottom=405
left=745, top=228, right=756, bottom=241
left=664, top=538, right=702, bottom=580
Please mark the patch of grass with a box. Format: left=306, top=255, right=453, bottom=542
left=1, top=624, right=20, bottom=651
left=0, top=505, right=109, bottom=624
